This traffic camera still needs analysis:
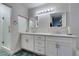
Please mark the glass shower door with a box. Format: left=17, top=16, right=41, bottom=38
left=2, top=16, right=11, bottom=49
left=0, top=4, right=11, bottom=49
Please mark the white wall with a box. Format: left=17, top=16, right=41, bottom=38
left=69, top=3, right=79, bottom=35
left=69, top=3, right=79, bottom=48
left=6, top=3, right=28, bottom=53
left=28, top=3, right=70, bottom=34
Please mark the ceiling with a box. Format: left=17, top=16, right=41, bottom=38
left=23, top=3, right=46, bottom=9
left=5, top=3, right=47, bottom=9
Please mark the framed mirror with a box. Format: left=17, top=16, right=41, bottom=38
left=50, top=12, right=66, bottom=27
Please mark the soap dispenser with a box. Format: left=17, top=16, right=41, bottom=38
left=67, top=26, right=72, bottom=35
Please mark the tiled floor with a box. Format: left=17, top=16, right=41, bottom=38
left=0, top=49, right=10, bottom=56
left=0, top=49, right=39, bottom=56
left=13, top=49, right=39, bottom=56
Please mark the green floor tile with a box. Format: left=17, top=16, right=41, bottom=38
left=0, top=49, right=11, bottom=56
left=0, top=49, right=39, bottom=56
left=13, top=49, right=39, bottom=56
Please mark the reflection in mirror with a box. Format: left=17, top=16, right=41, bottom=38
left=29, top=16, right=38, bottom=32
left=29, top=20, right=34, bottom=32
left=50, top=12, right=66, bottom=27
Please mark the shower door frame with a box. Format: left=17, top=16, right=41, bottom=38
left=0, top=3, right=12, bottom=50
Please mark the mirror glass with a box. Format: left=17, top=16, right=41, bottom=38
left=29, top=16, right=38, bottom=32
left=50, top=12, right=66, bottom=27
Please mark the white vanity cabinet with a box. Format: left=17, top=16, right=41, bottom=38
left=46, top=36, right=76, bottom=56
left=21, top=34, right=34, bottom=51
left=21, top=33, right=77, bottom=56
left=34, top=35, right=45, bottom=55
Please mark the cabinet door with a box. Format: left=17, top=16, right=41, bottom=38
left=21, top=35, right=28, bottom=50
left=46, top=36, right=57, bottom=56
left=58, top=43, right=73, bottom=56
left=46, top=40, right=57, bottom=56
left=28, top=35, right=34, bottom=51
left=46, top=44, right=57, bottom=56
left=35, top=46, right=45, bottom=54
left=21, top=35, right=34, bottom=51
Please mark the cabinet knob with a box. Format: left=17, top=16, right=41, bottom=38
left=2, top=41, right=4, bottom=44
left=38, top=37, right=41, bottom=38
left=56, top=44, right=59, bottom=48
left=26, top=39, right=28, bottom=42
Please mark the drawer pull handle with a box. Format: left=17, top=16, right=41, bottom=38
left=38, top=50, right=41, bottom=51
left=38, top=37, right=41, bottom=38
left=38, top=42, right=41, bottom=44
left=26, top=39, right=28, bottom=42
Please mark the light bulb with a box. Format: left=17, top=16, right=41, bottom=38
left=44, top=10, right=47, bottom=13
left=50, top=8, right=53, bottom=11
left=47, top=9, right=50, bottom=12
left=41, top=10, right=44, bottom=13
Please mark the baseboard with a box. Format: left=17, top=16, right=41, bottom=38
left=1, top=46, right=12, bottom=55
left=11, top=48, right=22, bottom=55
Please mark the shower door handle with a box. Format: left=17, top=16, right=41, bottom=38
left=8, top=26, right=10, bottom=32
left=2, top=41, right=4, bottom=44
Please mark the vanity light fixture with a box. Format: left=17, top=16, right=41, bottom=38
left=36, top=8, right=55, bottom=15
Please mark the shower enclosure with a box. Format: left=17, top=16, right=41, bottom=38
left=0, top=4, right=11, bottom=51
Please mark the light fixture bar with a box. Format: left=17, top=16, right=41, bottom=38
left=36, top=8, right=55, bottom=15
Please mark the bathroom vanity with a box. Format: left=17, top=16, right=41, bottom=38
left=19, top=11, right=78, bottom=56
left=20, top=32, right=77, bottom=56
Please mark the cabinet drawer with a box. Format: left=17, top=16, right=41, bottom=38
left=35, top=35, right=45, bottom=41
left=35, top=41, right=45, bottom=47
left=35, top=39, right=44, bottom=43
left=46, top=36, right=73, bottom=43
left=34, top=46, right=45, bottom=54
left=21, top=35, right=33, bottom=39
left=46, top=41, right=56, bottom=45
left=58, top=42, right=73, bottom=47
left=46, top=40, right=72, bottom=48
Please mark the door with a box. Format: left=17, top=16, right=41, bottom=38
left=46, top=44, right=57, bottom=56
left=21, top=35, right=34, bottom=51
left=46, top=41, right=57, bottom=56
left=0, top=4, right=11, bottom=48
left=21, top=35, right=28, bottom=50
left=0, top=16, right=3, bottom=48
left=18, top=16, right=28, bottom=33
left=58, top=44, right=73, bottom=56
left=27, top=35, right=34, bottom=51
